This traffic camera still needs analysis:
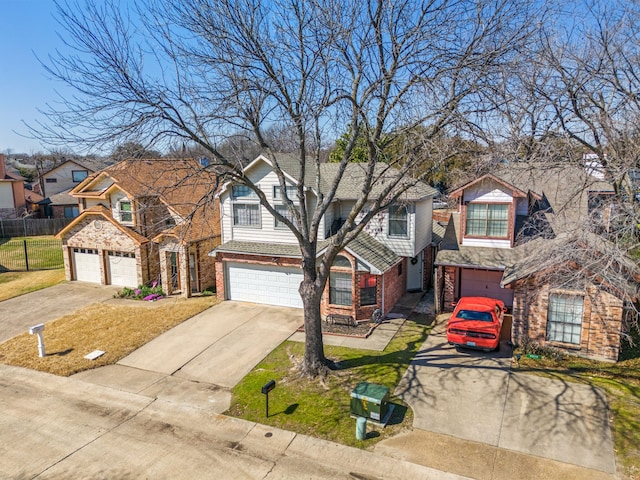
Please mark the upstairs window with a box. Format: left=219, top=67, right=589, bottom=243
left=388, top=205, right=408, bottom=237
left=119, top=201, right=133, bottom=223
left=274, top=204, right=295, bottom=228
left=232, top=185, right=258, bottom=199
left=465, top=203, right=508, bottom=238
left=273, top=185, right=298, bottom=201
left=233, top=203, right=261, bottom=226
left=72, top=170, right=89, bottom=182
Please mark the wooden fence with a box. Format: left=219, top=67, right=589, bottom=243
left=0, top=218, right=73, bottom=238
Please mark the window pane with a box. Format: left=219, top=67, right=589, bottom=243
left=275, top=204, right=294, bottom=227
left=232, top=185, right=258, bottom=199
left=332, top=255, right=351, bottom=268
left=359, top=274, right=377, bottom=306
left=330, top=271, right=352, bottom=306
left=546, top=294, right=584, bottom=345
left=466, top=203, right=508, bottom=237
left=389, top=205, right=408, bottom=236
left=233, top=204, right=260, bottom=226
left=274, top=185, right=297, bottom=200
left=119, top=201, right=132, bottom=222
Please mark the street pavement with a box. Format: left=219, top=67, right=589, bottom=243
left=0, top=364, right=468, bottom=480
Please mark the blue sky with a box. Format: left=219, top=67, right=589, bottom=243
left=0, top=1, right=72, bottom=154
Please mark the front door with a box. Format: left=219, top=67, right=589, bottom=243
left=407, top=251, right=423, bottom=291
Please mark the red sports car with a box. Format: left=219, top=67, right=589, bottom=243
left=446, top=297, right=506, bottom=352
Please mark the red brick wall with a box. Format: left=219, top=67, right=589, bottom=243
left=382, top=259, right=407, bottom=315
left=511, top=278, right=623, bottom=362
left=441, top=266, right=458, bottom=312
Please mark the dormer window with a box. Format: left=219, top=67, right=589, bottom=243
left=465, top=203, right=508, bottom=238
left=388, top=204, right=408, bottom=237
left=119, top=200, right=133, bottom=223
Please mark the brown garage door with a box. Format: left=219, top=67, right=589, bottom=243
left=460, top=268, right=514, bottom=307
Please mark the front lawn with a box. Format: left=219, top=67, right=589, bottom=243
left=227, top=312, right=433, bottom=448
left=0, top=269, right=66, bottom=301
left=0, top=296, right=219, bottom=376
left=516, top=352, right=640, bottom=480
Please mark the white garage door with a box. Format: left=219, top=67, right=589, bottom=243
left=460, top=268, right=514, bottom=307
left=107, top=251, right=138, bottom=287
left=227, top=263, right=303, bottom=308
left=72, top=248, right=101, bottom=283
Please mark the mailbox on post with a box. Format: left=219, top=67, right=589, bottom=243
left=28, top=323, right=46, bottom=357
left=261, top=380, right=276, bottom=418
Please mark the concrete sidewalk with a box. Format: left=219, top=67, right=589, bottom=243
left=1, top=364, right=468, bottom=480
left=0, top=282, right=119, bottom=342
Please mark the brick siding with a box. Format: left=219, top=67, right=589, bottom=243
left=511, top=278, right=623, bottom=362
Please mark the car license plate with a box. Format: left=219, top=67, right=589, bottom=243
left=466, top=341, right=476, bottom=347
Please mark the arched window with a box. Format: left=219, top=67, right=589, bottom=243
left=330, top=255, right=352, bottom=306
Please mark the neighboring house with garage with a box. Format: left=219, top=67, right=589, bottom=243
left=57, top=158, right=220, bottom=295
left=435, top=163, right=639, bottom=361
left=212, top=154, right=438, bottom=320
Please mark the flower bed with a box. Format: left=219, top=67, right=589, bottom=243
left=115, top=281, right=165, bottom=301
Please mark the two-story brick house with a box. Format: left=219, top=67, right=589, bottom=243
left=57, top=158, right=220, bottom=296
left=212, top=154, right=438, bottom=320
left=435, top=163, right=639, bottom=361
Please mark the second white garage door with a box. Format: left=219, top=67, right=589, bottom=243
left=107, top=251, right=138, bottom=287
left=227, top=263, right=303, bottom=308
left=460, top=268, right=514, bottom=307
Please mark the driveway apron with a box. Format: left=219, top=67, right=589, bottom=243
left=0, top=282, right=119, bottom=342
left=117, top=301, right=303, bottom=388
left=395, top=318, right=616, bottom=474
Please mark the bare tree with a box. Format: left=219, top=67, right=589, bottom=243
left=32, top=0, right=540, bottom=376
left=486, top=0, right=640, bottom=338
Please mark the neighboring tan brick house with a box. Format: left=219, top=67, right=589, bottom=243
left=212, top=154, right=437, bottom=320
left=57, top=158, right=220, bottom=296
left=435, top=163, right=639, bottom=361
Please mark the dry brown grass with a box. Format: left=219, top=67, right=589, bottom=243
left=0, top=295, right=219, bottom=376
left=0, top=269, right=66, bottom=301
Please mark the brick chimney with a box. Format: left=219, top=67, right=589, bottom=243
left=0, top=154, right=6, bottom=179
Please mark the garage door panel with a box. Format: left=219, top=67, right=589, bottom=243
left=227, top=263, right=303, bottom=308
left=460, top=268, right=513, bottom=307
left=72, top=248, right=101, bottom=284
left=107, top=251, right=138, bottom=287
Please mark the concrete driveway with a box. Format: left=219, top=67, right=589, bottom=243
left=0, top=282, right=119, bottom=342
left=75, top=301, right=303, bottom=399
left=392, top=317, right=616, bottom=474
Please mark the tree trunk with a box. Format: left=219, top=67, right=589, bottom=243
left=298, top=268, right=327, bottom=378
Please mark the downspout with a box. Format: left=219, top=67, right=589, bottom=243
left=381, top=274, right=385, bottom=314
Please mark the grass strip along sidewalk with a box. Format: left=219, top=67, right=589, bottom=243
left=227, top=312, right=434, bottom=449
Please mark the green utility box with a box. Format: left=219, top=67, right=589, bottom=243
left=350, top=382, right=390, bottom=422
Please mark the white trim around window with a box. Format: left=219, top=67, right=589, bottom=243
left=388, top=204, right=409, bottom=238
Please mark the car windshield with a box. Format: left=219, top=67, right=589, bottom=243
left=456, top=310, right=493, bottom=322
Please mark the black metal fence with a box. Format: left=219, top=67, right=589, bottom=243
left=0, top=218, right=73, bottom=238
left=0, top=238, right=64, bottom=272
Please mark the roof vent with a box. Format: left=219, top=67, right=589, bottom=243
left=199, top=157, right=210, bottom=167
